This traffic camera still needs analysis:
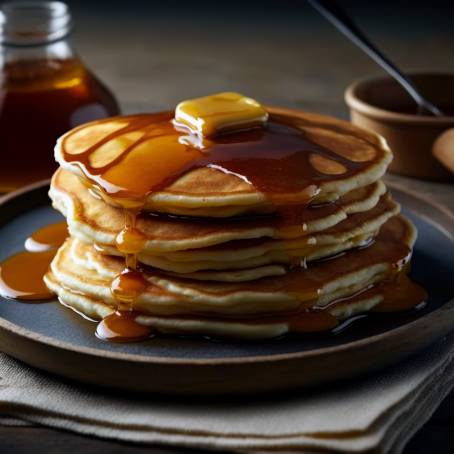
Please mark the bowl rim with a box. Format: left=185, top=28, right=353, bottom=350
left=345, top=72, right=454, bottom=124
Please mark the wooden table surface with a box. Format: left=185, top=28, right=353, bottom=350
left=3, top=1, right=454, bottom=452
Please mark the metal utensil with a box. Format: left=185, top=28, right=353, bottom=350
left=308, top=0, right=444, bottom=116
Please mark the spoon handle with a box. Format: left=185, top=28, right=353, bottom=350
left=308, top=0, right=443, bottom=117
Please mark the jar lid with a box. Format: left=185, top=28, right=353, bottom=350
left=0, top=1, right=72, bottom=46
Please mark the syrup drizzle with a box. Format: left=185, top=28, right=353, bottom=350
left=0, top=217, right=428, bottom=338
left=0, top=106, right=427, bottom=341
left=60, top=112, right=382, bottom=202
left=93, top=208, right=151, bottom=340
left=88, top=215, right=427, bottom=340
left=24, top=221, right=69, bottom=252
left=92, top=274, right=425, bottom=340
left=156, top=216, right=424, bottom=302
left=96, top=310, right=153, bottom=343
left=56, top=108, right=425, bottom=341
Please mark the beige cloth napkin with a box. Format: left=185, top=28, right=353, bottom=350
left=0, top=334, right=454, bottom=454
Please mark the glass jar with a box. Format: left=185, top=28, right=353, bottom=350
left=0, top=1, right=120, bottom=192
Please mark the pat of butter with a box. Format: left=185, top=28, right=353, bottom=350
left=174, top=92, right=268, bottom=137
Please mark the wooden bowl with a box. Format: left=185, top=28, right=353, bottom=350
left=345, top=73, right=454, bottom=181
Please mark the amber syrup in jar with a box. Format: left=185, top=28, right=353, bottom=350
left=0, top=1, right=119, bottom=192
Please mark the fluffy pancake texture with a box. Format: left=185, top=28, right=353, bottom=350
left=45, top=102, right=424, bottom=340
left=45, top=216, right=416, bottom=339
left=54, top=109, right=392, bottom=217
left=49, top=169, right=399, bottom=278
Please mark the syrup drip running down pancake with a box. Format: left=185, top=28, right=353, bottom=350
left=50, top=93, right=398, bottom=340
left=0, top=92, right=426, bottom=343
left=49, top=169, right=399, bottom=279
left=44, top=215, right=427, bottom=339
left=52, top=93, right=394, bottom=340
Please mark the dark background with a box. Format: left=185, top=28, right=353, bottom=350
left=60, top=0, right=454, bottom=117
left=2, top=1, right=454, bottom=453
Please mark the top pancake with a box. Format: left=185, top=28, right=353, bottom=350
left=55, top=107, right=392, bottom=217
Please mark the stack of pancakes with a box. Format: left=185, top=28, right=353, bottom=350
left=44, top=102, right=421, bottom=340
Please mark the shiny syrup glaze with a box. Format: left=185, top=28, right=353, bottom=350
left=56, top=109, right=426, bottom=342
left=24, top=221, right=69, bottom=252
left=0, top=215, right=427, bottom=338
left=0, top=222, right=67, bottom=300
left=1, top=106, right=426, bottom=341
left=60, top=111, right=382, bottom=202
left=0, top=59, right=119, bottom=192
left=94, top=215, right=427, bottom=341
left=59, top=111, right=386, bottom=341
left=93, top=277, right=425, bottom=342
left=156, top=216, right=415, bottom=302
left=96, top=310, right=153, bottom=343
left=179, top=190, right=394, bottom=256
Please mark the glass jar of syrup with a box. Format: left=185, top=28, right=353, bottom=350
left=0, top=1, right=120, bottom=192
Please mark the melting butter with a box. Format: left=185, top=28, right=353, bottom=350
left=174, top=92, right=268, bottom=137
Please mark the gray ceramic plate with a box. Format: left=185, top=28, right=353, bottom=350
left=0, top=181, right=453, bottom=395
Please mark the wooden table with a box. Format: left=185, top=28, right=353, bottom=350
left=3, top=1, right=454, bottom=452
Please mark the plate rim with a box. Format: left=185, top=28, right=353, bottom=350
left=0, top=179, right=453, bottom=367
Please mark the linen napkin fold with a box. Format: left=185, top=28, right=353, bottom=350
left=1, top=334, right=454, bottom=454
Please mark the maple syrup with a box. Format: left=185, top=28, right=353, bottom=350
left=92, top=213, right=427, bottom=339
left=0, top=2, right=119, bottom=192
left=58, top=108, right=371, bottom=339
left=58, top=108, right=383, bottom=330
left=96, top=310, right=154, bottom=343
left=60, top=112, right=375, bottom=203
left=373, top=275, right=428, bottom=312
left=110, top=269, right=149, bottom=307
left=56, top=95, right=427, bottom=341
left=0, top=222, right=67, bottom=300
left=24, top=220, right=68, bottom=252
left=0, top=89, right=428, bottom=341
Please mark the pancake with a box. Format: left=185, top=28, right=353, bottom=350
left=50, top=168, right=390, bottom=253
left=50, top=169, right=399, bottom=279
left=39, top=95, right=428, bottom=342
left=44, top=215, right=417, bottom=339
left=0, top=92, right=426, bottom=343
left=104, top=195, right=399, bottom=279
left=54, top=109, right=392, bottom=217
